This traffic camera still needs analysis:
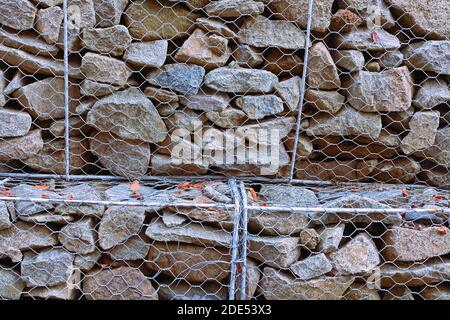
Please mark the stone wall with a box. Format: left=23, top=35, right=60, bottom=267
left=0, top=0, right=448, bottom=185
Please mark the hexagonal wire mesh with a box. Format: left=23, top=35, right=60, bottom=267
left=0, top=0, right=449, bottom=301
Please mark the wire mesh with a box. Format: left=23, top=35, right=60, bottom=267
left=0, top=0, right=449, bottom=301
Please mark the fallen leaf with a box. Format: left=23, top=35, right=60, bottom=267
left=41, top=194, right=49, bottom=199
left=130, top=180, right=140, bottom=193
left=178, top=182, right=191, bottom=189
left=402, top=188, right=409, bottom=198
left=437, top=227, right=448, bottom=235
left=248, top=188, right=259, bottom=202
left=35, top=184, right=49, bottom=190
left=66, top=194, right=73, bottom=200
left=192, top=183, right=204, bottom=189
left=432, top=194, right=445, bottom=201
left=349, top=187, right=360, bottom=192
left=0, top=189, right=13, bottom=197
left=131, top=191, right=144, bottom=200
left=261, top=203, right=269, bottom=207
left=371, top=31, right=379, bottom=43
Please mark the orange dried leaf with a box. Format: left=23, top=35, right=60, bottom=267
left=371, top=31, right=379, bottom=43
left=192, top=183, right=204, bottom=189
left=35, top=184, right=49, bottom=190
left=130, top=180, right=140, bottom=193
left=131, top=191, right=144, bottom=200
left=261, top=203, right=269, bottom=207
left=41, top=194, right=49, bottom=199
left=432, top=194, right=445, bottom=200
left=402, top=188, right=409, bottom=198
left=178, top=182, right=191, bottom=189
left=437, top=227, right=448, bottom=235
left=66, top=194, right=73, bottom=200
left=248, top=188, right=259, bottom=202
left=0, top=189, right=13, bottom=197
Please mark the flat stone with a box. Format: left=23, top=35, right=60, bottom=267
left=0, top=268, right=25, bottom=300
left=236, top=95, right=284, bottom=120
left=124, top=1, right=198, bottom=41
left=124, top=40, right=168, bottom=68
left=233, top=45, right=264, bottom=68
left=93, top=0, right=128, bottom=27
left=74, top=250, right=101, bottom=272
left=317, top=224, right=345, bottom=254
left=83, top=267, right=158, bottom=300
left=59, top=218, right=96, bottom=255
left=3, top=70, right=24, bottom=96
left=422, top=168, right=450, bottom=187
left=372, top=158, right=421, bottom=183
left=0, top=201, right=11, bottom=231
left=180, top=89, right=229, bottom=113
left=158, top=280, right=227, bottom=300
left=0, top=109, right=32, bottom=138
left=26, top=270, right=80, bottom=300
left=268, top=0, right=334, bottom=32
left=90, top=132, right=151, bottom=180
left=147, top=242, right=230, bottom=282
left=146, top=218, right=231, bottom=248
left=109, top=235, right=150, bottom=261
left=12, top=184, right=60, bottom=217
left=378, top=51, right=404, bottom=69
left=35, top=6, right=64, bottom=44
left=30, top=0, right=63, bottom=7
left=147, top=64, right=205, bottom=95
left=383, top=286, right=415, bottom=300
left=205, top=66, right=278, bottom=93
left=55, top=184, right=105, bottom=217
left=0, top=132, right=42, bottom=163
left=13, top=77, right=80, bottom=120
left=237, top=16, right=307, bottom=50
left=419, top=127, right=450, bottom=169
left=385, top=0, right=450, bottom=40
left=0, top=0, right=36, bottom=30
left=309, top=195, right=401, bottom=225
left=161, top=211, right=187, bottom=227
left=421, top=286, right=450, bottom=300
left=285, top=134, right=314, bottom=159
left=335, top=27, right=401, bottom=51
left=248, top=235, right=301, bottom=268
left=414, top=79, right=450, bottom=110
left=87, top=88, right=167, bottom=143
left=403, top=41, right=450, bottom=75
left=196, top=17, right=236, bottom=38
left=345, top=67, right=413, bottom=112
left=383, top=226, right=450, bottom=262
left=206, top=108, right=247, bottom=129
left=82, top=25, right=131, bottom=57
left=21, top=249, right=74, bottom=287
left=205, top=0, right=264, bottom=17
left=0, top=28, right=59, bottom=57
left=305, top=90, right=345, bottom=114
left=274, top=77, right=301, bottom=112
left=23, top=137, right=90, bottom=174
left=98, top=206, right=145, bottom=250
left=337, top=0, right=394, bottom=29
left=144, top=86, right=178, bottom=104
left=343, top=283, right=381, bottom=300
left=328, top=233, right=380, bottom=276
left=48, top=116, right=89, bottom=138
left=105, top=183, right=171, bottom=206
left=307, top=106, right=382, bottom=139
left=401, top=111, right=440, bottom=155
left=261, top=267, right=354, bottom=300
left=381, top=259, right=450, bottom=287
left=81, top=52, right=131, bottom=86
left=330, top=9, right=363, bottom=33
left=151, top=154, right=209, bottom=176
left=308, top=42, right=341, bottom=90
left=264, top=49, right=303, bottom=75
left=290, top=253, right=333, bottom=280
left=236, top=116, right=296, bottom=145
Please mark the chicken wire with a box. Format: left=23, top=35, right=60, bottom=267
left=0, top=0, right=449, bottom=301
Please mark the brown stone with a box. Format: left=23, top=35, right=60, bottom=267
left=307, top=42, right=341, bottom=90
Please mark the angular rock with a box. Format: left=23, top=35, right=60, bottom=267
left=337, top=0, right=395, bottom=29
left=237, top=15, right=307, bottom=50
left=330, top=9, right=363, bottom=33
left=290, top=253, right=333, bottom=280
left=385, top=0, right=450, bottom=40
left=383, top=286, right=415, bottom=300
left=0, top=201, right=11, bottom=231
left=332, top=50, right=364, bottom=72
left=124, top=1, right=198, bottom=41
left=0, top=109, right=32, bottom=138
left=233, top=45, right=264, bottom=68
left=268, top=0, right=334, bottom=32
left=81, top=52, right=131, bottom=86
left=328, top=233, right=380, bottom=276
left=180, top=89, right=229, bottom=112
left=162, top=211, right=187, bottom=227
left=105, top=183, right=171, bottom=207
left=306, top=106, right=382, bottom=139
left=0, top=28, right=59, bottom=57
left=93, top=0, right=128, bottom=27
left=87, top=88, right=167, bottom=143
left=401, top=111, right=440, bottom=155
left=372, top=158, right=421, bottom=183
left=419, top=127, right=450, bottom=168
left=248, top=235, right=301, bottom=268
left=335, top=27, right=401, bottom=51
left=343, top=283, right=381, bottom=300
left=317, top=224, right=345, bottom=254
left=124, top=40, right=168, bottom=68
left=54, top=184, right=104, bottom=218
left=144, top=86, right=178, bottom=104
left=109, top=235, right=150, bottom=261
left=403, top=41, right=450, bottom=75
left=80, top=80, right=124, bottom=98
left=308, top=42, right=341, bottom=90
left=305, top=89, right=345, bottom=114
left=237, top=116, right=296, bottom=145
left=21, top=249, right=74, bottom=287
left=345, top=67, right=413, bottom=112
left=90, top=132, right=151, bottom=180
left=205, top=0, right=264, bottom=17
left=147, top=242, right=230, bottom=282
left=261, top=267, right=354, bottom=300
left=31, top=0, right=63, bottom=7
left=147, top=64, right=205, bottom=95
left=421, top=286, right=450, bottom=300
left=236, top=95, right=284, bottom=120
left=206, top=108, right=247, bottom=129
left=98, top=206, right=145, bottom=250
left=383, top=226, right=450, bottom=262
left=13, top=77, right=80, bottom=120
left=48, top=116, right=89, bottom=138
left=237, top=259, right=261, bottom=299
left=264, top=49, right=303, bottom=75
left=0, top=0, right=36, bottom=30
left=74, top=250, right=101, bottom=272
left=158, top=280, right=227, bottom=300
left=151, top=154, right=209, bottom=176
left=26, top=270, right=80, bottom=300
left=196, top=17, right=236, bottom=38
left=378, top=51, right=404, bottom=69
left=82, top=25, right=131, bottom=57
left=414, top=79, right=450, bottom=110
left=0, top=268, right=25, bottom=300
left=83, top=267, right=157, bottom=300
left=275, top=77, right=301, bottom=112
left=300, top=228, right=321, bottom=250
left=59, top=218, right=96, bottom=255
left=12, top=184, right=60, bottom=217
left=285, top=134, right=314, bottom=159
left=35, top=6, right=64, bottom=45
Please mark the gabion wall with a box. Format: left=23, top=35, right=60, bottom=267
left=0, top=0, right=449, bottom=301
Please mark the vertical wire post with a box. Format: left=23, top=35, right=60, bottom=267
left=238, top=181, right=249, bottom=300
left=63, top=0, right=70, bottom=181
left=288, top=0, right=315, bottom=181
left=228, top=178, right=241, bottom=300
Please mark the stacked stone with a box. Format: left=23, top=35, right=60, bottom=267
left=1, top=182, right=449, bottom=300
left=0, top=0, right=448, bottom=185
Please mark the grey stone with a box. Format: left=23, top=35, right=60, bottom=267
left=74, top=250, right=101, bottom=272
left=305, top=89, right=345, bottom=114
left=147, top=64, right=205, bottom=95
left=420, top=127, right=450, bottom=168
left=236, top=95, right=284, bottom=120
left=300, top=228, right=321, bottom=250
left=81, top=52, right=131, bottom=86
left=0, top=28, right=59, bottom=57
left=196, top=17, right=236, bottom=38
left=332, top=50, right=365, bottom=72
left=35, top=6, right=64, bottom=45
left=414, top=79, right=450, bottom=110
left=93, top=0, right=128, bottom=27
left=0, top=0, right=36, bottom=30
left=21, top=249, right=74, bottom=287
left=403, top=41, right=450, bottom=75
left=274, top=77, right=301, bottom=112
left=0, top=109, right=32, bottom=138
left=82, top=25, right=132, bottom=57
left=12, top=184, right=60, bottom=217
left=236, top=116, right=296, bottom=145
left=401, top=111, right=440, bottom=155
left=204, top=0, right=264, bottom=17
left=290, top=253, right=333, bottom=280
left=372, top=158, right=421, bottom=183
left=237, top=259, right=261, bottom=299
left=337, top=0, right=394, bottom=28
left=335, top=27, right=401, bottom=51
left=233, top=45, right=264, bottom=68
left=162, top=212, right=187, bottom=227
left=110, top=236, right=150, bottom=261
left=0, top=201, right=11, bottom=231
left=26, top=270, right=80, bottom=300
left=248, top=235, right=301, bottom=268
left=308, top=42, right=341, bottom=90
left=59, top=218, right=96, bottom=255
left=0, top=268, right=25, bottom=300
left=124, top=40, right=168, bottom=68
left=80, top=80, right=124, bottom=98
left=205, top=108, right=247, bottom=129
left=55, top=184, right=105, bottom=217
left=317, top=224, right=345, bottom=254
left=180, top=90, right=230, bottom=112
left=378, top=51, right=404, bottom=69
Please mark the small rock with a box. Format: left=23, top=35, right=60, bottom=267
left=275, top=77, right=301, bottom=112
left=331, top=50, right=365, bottom=72
left=0, top=268, right=25, bottom=300
left=59, top=218, right=96, bottom=255
left=248, top=235, right=301, bottom=268
left=109, top=235, right=150, bottom=261
left=317, top=224, right=345, bottom=254
left=0, top=109, right=32, bottom=138
left=405, top=212, right=443, bottom=225
left=35, top=6, right=64, bottom=45
left=93, top=0, right=128, bottom=27
left=82, top=25, right=131, bottom=56
left=330, top=9, right=363, bottom=33
left=237, top=259, right=261, bottom=299
left=420, top=127, right=450, bottom=168
left=206, top=108, right=247, bottom=129
left=151, top=154, right=209, bottom=176
left=401, top=111, right=440, bottom=155
left=98, top=206, right=145, bottom=250
left=124, top=40, right=168, bottom=68
left=81, top=52, right=131, bottom=86
left=196, top=17, right=236, bottom=38
left=290, top=253, right=333, bottom=280
left=402, top=41, right=450, bottom=75
left=180, top=89, right=230, bottom=112
left=236, top=116, right=296, bottom=145
left=21, top=249, right=74, bottom=287
left=308, top=42, right=341, bottom=90
left=365, top=61, right=381, bottom=72
left=74, top=250, right=101, bottom=272
left=83, top=267, right=158, bottom=300
left=0, top=0, right=36, bottom=31
left=414, top=79, right=450, bottom=110
left=233, top=45, right=264, bottom=68
left=236, top=95, right=284, bottom=120
left=328, top=233, right=380, bottom=276
left=305, top=90, right=345, bottom=114
left=0, top=201, right=11, bottom=231
left=147, top=63, right=205, bottom=95
left=162, top=211, right=187, bottom=227
left=204, top=0, right=264, bottom=17
left=378, top=51, right=404, bottom=69
left=26, top=270, right=80, bottom=300
left=264, top=49, right=303, bottom=75
left=343, top=283, right=381, bottom=300
left=335, top=27, right=401, bottom=51
left=144, top=86, right=178, bottom=104
left=300, top=228, right=321, bottom=250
